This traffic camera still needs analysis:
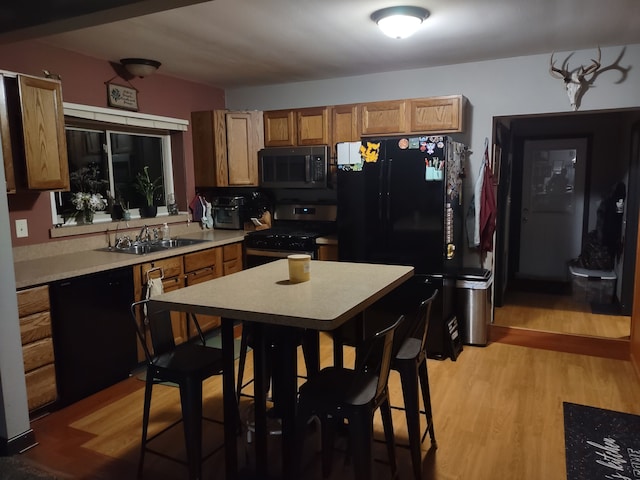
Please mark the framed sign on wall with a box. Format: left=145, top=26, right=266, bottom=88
left=106, top=83, right=138, bottom=111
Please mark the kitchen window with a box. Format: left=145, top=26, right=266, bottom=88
left=50, top=126, right=175, bottom=226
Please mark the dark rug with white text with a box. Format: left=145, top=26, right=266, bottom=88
left=564, top=402, right=640, bottom=480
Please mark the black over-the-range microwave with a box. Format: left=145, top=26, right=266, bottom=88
left=258, top=145, right=329, bottom=189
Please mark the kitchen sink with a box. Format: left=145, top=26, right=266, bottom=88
left=155, top=238, right=207, bottom=248
left=99, top=238, right=209, bottom=255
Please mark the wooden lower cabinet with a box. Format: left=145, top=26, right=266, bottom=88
left=317, top=244, right=338, bottom=261
left=223, top=242, right=243, bottom=275
left=133, top=255, right=187, bottom=359
left=133, top=242, right=244, bottom=353
left=184, top=247, right=224, bottom=336
left=17, top=285, right=58, bottom=412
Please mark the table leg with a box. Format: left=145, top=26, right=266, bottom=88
left=252, top=323, right=268, bottom=475
left=221, top=318, right=238, bottom=479
left=278, top=328, right=298, bottom=480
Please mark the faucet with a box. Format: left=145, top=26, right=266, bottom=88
left=137, top=225, right=150, bottom=244
left=113, top=220, right=132, bottom=249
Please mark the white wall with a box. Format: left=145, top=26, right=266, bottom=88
left=227, top=44, right=640, bottom=267
left=227, top=44, right=640, bottom=196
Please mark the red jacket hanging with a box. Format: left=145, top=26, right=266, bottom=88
left=479, top=148, right=497, bottom=255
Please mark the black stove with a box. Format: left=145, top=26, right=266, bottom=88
left=245, top=228, right=322, bottom=252
left=245, top=203, right=337, bottom=259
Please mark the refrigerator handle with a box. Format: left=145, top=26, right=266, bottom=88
left=386, top=158, right=392, bottom=222
left=378, top=159, right=385, bottom=221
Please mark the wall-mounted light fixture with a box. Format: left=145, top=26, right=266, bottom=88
left=371, top=6, right=430, bottom=39
left=120, top=58, right=161, bottom=78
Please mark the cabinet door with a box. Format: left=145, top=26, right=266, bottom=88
left=297, top=107, right=330, bottom=145
left=317, top=244, right=338, bottom=261
left=264, top=110, right=296, bottom=146
left=409, top=95, right=465, bottom=133
left=18, top=75, right=69, bottom=190
left=186, top=268, right=221, bottom=335
left=331, top=104, right=360, bottom=146
left=191, top=110, right=226, bottom=187
left=226, top=111, right=261, bottom=186
left=0, top=75, right=15, bottom=193
left=137, top=256, right=185, bottom=346
left=161, top=276, right=188, bottom=345
left=360, top=100, right=408, bottom=136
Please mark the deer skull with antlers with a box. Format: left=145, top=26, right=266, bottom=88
left=550, top=47, right=601, bottom=110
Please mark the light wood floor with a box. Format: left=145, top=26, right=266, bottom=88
left=20, top=333, right=640, bottom=480
left=494, top=290, right=631, bottom=339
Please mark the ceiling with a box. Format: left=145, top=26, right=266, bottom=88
left=3, top=0, right=640, bottom=89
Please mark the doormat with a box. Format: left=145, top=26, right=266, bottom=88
left=564, top=402, right=640, bottom=480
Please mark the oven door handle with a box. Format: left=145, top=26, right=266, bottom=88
left=245, top=248, right=315, bottom=259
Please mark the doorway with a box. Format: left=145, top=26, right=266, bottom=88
left=493, top=108, right=640, bottom=341
left=518, top=138, right=587, bottom=281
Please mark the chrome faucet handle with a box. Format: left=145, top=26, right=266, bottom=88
left=115, top=235, right=132, bottom=249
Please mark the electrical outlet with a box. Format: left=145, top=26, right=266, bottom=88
left=15, top=219, right=28, bottom=238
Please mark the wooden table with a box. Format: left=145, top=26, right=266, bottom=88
left=148, top=259, right=414, bottom=479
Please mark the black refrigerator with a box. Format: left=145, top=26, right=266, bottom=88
left=337, top=136, right=466, bottom=359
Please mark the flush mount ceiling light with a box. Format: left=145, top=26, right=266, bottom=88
left=120, top=58, right=161, bottom=78
left=371, top=6, right=430, bottom=39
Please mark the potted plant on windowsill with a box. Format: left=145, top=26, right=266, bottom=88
left=134, top=166, right=162, bottom=218
left=68, top=165, right=109, bottom=224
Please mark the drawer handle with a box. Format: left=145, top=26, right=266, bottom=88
left=188, top=266, right=214, bottom=276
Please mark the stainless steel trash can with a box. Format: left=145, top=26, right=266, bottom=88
left=456, top=268, right=493, bottom=346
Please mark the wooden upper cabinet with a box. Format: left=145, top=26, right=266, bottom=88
left=331, top=104, right=360, bottom=145
left=296, top=107, right=330, bottom=145
left=264, top=95, right=467, bottom=146
left=359, top=100, right=407, bottom=136
left=18, top=75, right=69, bottom=190
left=226, top=111, right=263, bottom=185
left=0, top=75, right=15, bottom=193
left=264, top=109, right=296, bottom=146
left=264, top=107, right=330, bottom=146
left=409, top=95, right=465, bottom=133
left=192, top=109, right=263, bottom=187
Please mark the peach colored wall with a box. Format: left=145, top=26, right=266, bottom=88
left=0, top=40, right=225, bottom=246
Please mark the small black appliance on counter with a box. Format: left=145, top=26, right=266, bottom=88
left=212, top=195, right=246, bottom=229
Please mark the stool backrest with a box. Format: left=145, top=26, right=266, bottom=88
left=130, top=299, right=177, bottom=363
left=417, top=289, right=439, bottom=352
left=359, top=315, right=405, bottom=402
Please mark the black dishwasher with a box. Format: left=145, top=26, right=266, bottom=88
left=49, top=267, right=137, bottom=407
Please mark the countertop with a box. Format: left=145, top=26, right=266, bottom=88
left=150, top=259, right=413, bottom=330
left=14, top=229, right=246, bottom=290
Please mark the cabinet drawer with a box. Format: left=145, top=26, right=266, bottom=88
left=184, top=247, right=222, bottom=273
left=25, top=363, right=57, bottom=411
left=22, top=337, right=55, bottom=372
left=223, top=258, right=243, bottom=275
left=140, top=256, right=183, bottom=280
left=186, top=267, right=217, bottom=286
left=162, top=276, right=185, bottom=292
left=20, top=310, right=52, bottom=344
left=17, top=285, right=50, bottom=317
left=223, top=242, right=242, bottom=261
